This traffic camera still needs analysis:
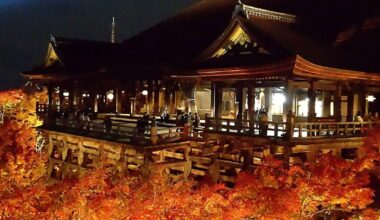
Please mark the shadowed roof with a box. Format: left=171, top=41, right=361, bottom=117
left=22, top=0, right=380, bottom=80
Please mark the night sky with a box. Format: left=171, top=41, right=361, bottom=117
left=0, top=0, right=195, bottom=89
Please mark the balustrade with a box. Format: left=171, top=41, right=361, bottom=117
left=48, top=117, right=185, bottom=145
left=204, top=117, right=379, bottom=139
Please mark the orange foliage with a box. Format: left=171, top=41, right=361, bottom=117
left=0, top=88, right=380, bottom=219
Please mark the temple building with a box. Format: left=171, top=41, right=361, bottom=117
left=22, top=0, right=380, bottom=181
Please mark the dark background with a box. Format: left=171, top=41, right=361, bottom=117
left=0, top=0, right=194, bottom=89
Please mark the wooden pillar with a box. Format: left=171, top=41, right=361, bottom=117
left=242, top=88, right=247, bottom=115
left=283, top=79, right=294, bottom=121
left=359, top=85, right=367, bottom=115
left=58, top=88, right=64, bottom=111
left=121, top=88, right=130, bottom=114
left=211, top=82, right=216, bottom=117
left=323, top=91, right=332, bottom=117
left=182, top=82, right=197, bottom=114
left=215, top=83, right=223, bottom=118
left=147, top=81, right=153, bottom=115
left=308, top=80, right=316, bottom=121
left=72, top=82, right=78, bottom=108
left=68, top=85, right=74, bottom=109
left=153, top=82, right=160, bottom=115
left=190, top=84, right=197, bottom=114
left=170, top=85, right=176, bottom=114
left=264, top=88, right=272, bottom=113
left=164, top=82, right=172, bottom=113
left=248, top=83, right=256, bottom=122
left=236, top=85, right=244, bottom=120
left=89, top=89, right=97, bottom=113
left=115, top=87, right=122, bottom=113
left=48, top=83, right=54, bottom=111
left=209, top=153, right=220, bottom=183
left=334, top=82, right=342, bottom=122
left=130, top=82, right=137, bottom=115
left=347, top=88, right=354, bottom=122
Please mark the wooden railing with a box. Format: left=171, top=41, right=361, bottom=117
left=49, top=118, right=185, bottom=145
left=292, top=121, right=380, bottom=139
left=205, top=117, right=380, bottom=140
left=205, top=117, right=287, bottom=138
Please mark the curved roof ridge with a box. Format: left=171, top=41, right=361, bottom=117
left=240, top=3, right=297, bottom=23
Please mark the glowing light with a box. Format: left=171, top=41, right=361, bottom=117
left=142, top=90, right=148, bottom=96
left=273, top=93, right=286, bottom=104
left=366, top=95, right=376, bottom=102
left=107, top=93, right=114, bottom=101
left=63, top=91, right=69, bottom=97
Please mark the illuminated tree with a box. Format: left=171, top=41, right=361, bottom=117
left=0, top=88, right=380, bottom=219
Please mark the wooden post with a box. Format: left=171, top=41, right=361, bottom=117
left=334, top=82, right=342, bottom=122
left=347, top=88, right=354, bottom=122
left=215, top=84, right=223, bottom=119
left=117, top=145, right=128, bottom=173
left=358, top=85, right=367, bottom=115
left=323, top=91, right=332, bottom=117
left=183, top=146, right=192, bottom=180
left=236, top=85, right=243, bottom=133
left=264, top=87, right=272, bottom=114
left=211, top=82, right=216, bottom=117
left=115, top=87, right=122, bottom=113
left=248, top=83, right=256, bottom=134
left=72, top=81, right=78, bottom=108
left=150, top=120, right=158, bottom=145
left=90, top=89, right=97, bottom=113
left=248, top=83, right=256, bottom=122
left=170, top=85, right=176, bottom=114
left=58, top=87, right=64, bottom=111
left=153, top=82, right=160, bottom=115
left=189, top=84, right=197, bottom=114
left=283, top=79, right=294, bottom=121
left=183, top=122, right=190, bottom=139
left=68, top=84, right=74, bottom=109
left=209, top=153, right=220, bottom=183
left=62, top=137, right=68, bottom=162
left=308, top=80, right=316, bottom=122
left=236, top=85, right=244, bottom=120
left=241, top=148, right=253, bottom=170
left=286, top=111, right=295, bottom=140
left=164, top=82, right=172, bottom=113
left=147, top=81, right=153, bottom=115
left=130, top=82, right=137, bottom=115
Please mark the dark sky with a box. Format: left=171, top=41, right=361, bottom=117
left=0, top=0, right=195, bottom=89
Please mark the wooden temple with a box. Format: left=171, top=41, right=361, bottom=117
left=22, top=0, right=380, bottom=182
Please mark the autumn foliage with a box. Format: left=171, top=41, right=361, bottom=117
left=0, top=89, right=380, bottom=219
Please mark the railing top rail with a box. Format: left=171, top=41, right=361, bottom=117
left=295, top=121, right=380, bottom=126
left=53, top=118, right=183, bottom=137
left=206, top=117, right=286, bottom=125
